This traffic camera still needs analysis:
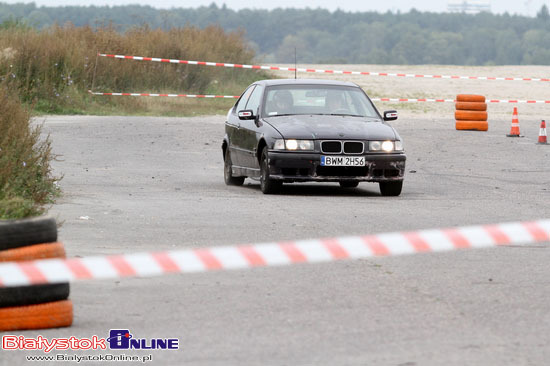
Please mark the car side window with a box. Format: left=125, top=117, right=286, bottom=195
left=234, top=86, right=255, bottom=113
left=245, top=85, right=263, bottom=114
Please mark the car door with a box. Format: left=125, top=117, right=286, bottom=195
left=227, top=85, right=255, bottom=166
left=236, top=84, right=264, bottom=169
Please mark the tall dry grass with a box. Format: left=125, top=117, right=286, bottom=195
left=0, top=23, right=268, bottom=114
left=0, top=84, right=59, bottom=219
left=0, top=22, right=266, bottom=218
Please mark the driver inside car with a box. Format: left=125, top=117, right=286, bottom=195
left=271, top=90, right=294, bottom=114
left=325, top=91, right=349, bottom=114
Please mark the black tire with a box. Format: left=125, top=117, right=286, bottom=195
left=379, top=181, right=403, bottom=196
left=260, top=148, right=282, bottom=194
left=339, top=181, right=359, bottom=188
left=0, top=217, right=57, bottom=251
left=0, top=283, right=70, bottom=308
left=224, top=149, right=245, bottom=186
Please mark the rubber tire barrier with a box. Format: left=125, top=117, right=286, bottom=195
left=455, top=102, right=487, bottom=111
left=0, top=242, right=66, bottom=262
left=0, top=284, right=70, bottom=308
left=0, top=217, right=57, bottom=251
left=455, top=111, right=488, bottom=121
left=456, top=120, right=489, bottom=131
left=456, top=94, right=486, bottom=103
left=0, top=300, right=73, bottom=331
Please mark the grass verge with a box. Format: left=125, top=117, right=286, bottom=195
left=0, top=22, right=271, bottom=116
left=0, top=84, right=60, bottom=219
left=0, top=22, right=274, bottom=217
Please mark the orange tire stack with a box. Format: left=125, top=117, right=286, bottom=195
left=455, top=95, right=488, bottom=131
left=0, top=217, right=73, bottom=331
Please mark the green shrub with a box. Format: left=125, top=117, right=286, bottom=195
left=0, top=85, right=59, bottom=219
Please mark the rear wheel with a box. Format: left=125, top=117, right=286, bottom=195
left=224, top=149, right=245, bottom=186
left=339, top=181, right=359, bottom=188
left=379, top=181, right=403, bottom=196
left=260, top=148, right=282, bottom=194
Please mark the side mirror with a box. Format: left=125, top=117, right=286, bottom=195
left=384, top=110, right=398, bottom=121
left=238, top=110, right=255, bottom=120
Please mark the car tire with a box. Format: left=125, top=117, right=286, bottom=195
left=455, top=120, right=488, bottom=131
left=0, top=242, right=66, bottom=262
left=224, top=149, right=245, bottom=186
left=456, top=94, right=485, bottom=103
left=455, top=102, right=487, bottom=111
left=0, top=284, right=70, bottom=308
left=379, top=181, right=403, bottom=196
left=260, top=148, right=282, bottom=194
left=0, top=300, right=73, bottom=331
left=454, top=110, right=488, bottom=121
left=0, top=217, right=57, bottom=251
left=339, top=181, right=359, bottom=188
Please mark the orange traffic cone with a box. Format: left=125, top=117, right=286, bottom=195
left=507, top=107, right=522, bottom=137
left=537, top=120, right=548, bottom=145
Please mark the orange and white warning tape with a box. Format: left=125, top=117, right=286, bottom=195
left=99, top=53, right=550, bottom=83
left=373, top=98, right=454, bottom=103
left=0, top=219, right=549, bottom=288
left=89, top=92, right=550, bottom=104
left=373, top=98, right=550, bottom=104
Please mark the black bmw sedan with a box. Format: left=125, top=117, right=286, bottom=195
left=222, top=79, right=406, bottom=196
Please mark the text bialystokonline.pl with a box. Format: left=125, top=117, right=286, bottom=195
left=26, top=354, right=153, bottom=363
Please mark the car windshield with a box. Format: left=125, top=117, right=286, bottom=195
left=262, top=85, right=380, bottom=118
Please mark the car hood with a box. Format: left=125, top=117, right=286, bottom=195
left=263, top=115, right=397, bottom=140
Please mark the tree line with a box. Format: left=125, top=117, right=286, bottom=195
left=2, top=2, right=550, bottom=65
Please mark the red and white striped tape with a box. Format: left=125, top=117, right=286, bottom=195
left=89, top=92, right=550, bottom=104
left=372, top=98, right=550, bottom=104
left=99, top=53, right=550, bottom=83
left=88, top=91, right=239, bottom=98
left=372, top=98, right=454, bottom=103
left=0, top=219, right=549, bottom=288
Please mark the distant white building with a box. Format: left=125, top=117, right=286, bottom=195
left=448, top=1, right=491, bottom=14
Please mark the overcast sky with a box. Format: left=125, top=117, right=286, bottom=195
left=2, top=0, right=548, bottom=17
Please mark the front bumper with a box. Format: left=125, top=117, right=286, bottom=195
left=268, top=150, right=406, bottom=182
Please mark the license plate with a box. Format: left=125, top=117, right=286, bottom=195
left=320, top=156, right=365, bottom=166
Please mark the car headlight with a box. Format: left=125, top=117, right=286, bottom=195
left=381, top=141, right=394, bottom=152
left=369, top=140, right=402, bottom=152
left=273, top=139, right=285, bottom=150
left=369, top=141, right=381, bottom=151
left=274, top=139, right=314, bottom=151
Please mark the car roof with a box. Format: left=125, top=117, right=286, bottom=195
left=254, top=79, right=360, bottom=87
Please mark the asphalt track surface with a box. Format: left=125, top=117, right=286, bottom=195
left=4, top=114, right=550, bottom=365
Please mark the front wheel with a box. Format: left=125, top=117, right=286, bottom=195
left=260, top=148, right=282, bottom=194
left=339, top=181, right=359, bottom=188
left=224, top=149, right=245, bottom=186
left=379, top=181, right=403, bottom=196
